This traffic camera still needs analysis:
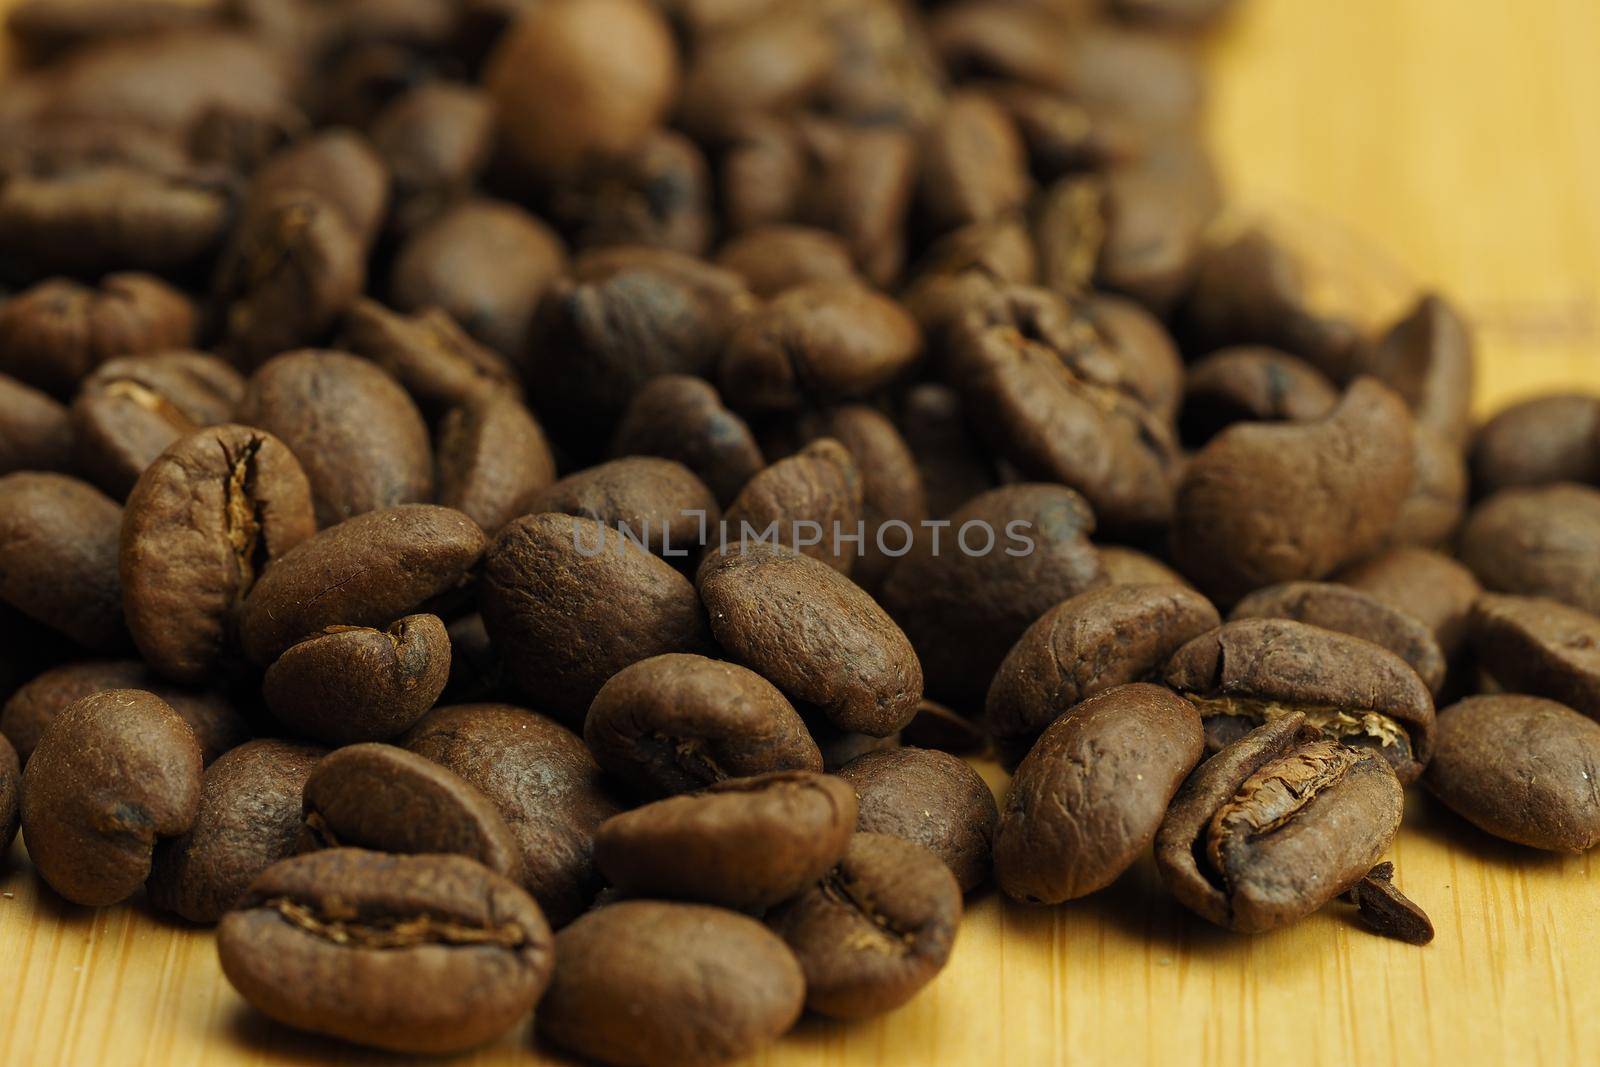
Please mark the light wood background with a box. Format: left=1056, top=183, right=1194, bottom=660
left=4, top=2, right=1600, bottom=1065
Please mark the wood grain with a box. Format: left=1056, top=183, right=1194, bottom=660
left=3, top=1, right=1599, bottom=1065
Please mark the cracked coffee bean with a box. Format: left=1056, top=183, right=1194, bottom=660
left=1340, top=862, right=1435, bottom=946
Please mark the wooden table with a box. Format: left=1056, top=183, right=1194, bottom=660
left=4, top=2, right=1600, bottom=1065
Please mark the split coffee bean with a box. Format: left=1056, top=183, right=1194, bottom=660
left=837, top=747, right=998, bottom=893
left=1467, top=594, right=1600, bottom=720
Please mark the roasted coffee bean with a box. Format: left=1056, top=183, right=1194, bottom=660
left=1155, top=712, right=1406, bottom=933
left=368, top=82, right=494, bottom=235
left=987, top=583, right=1221, bottom=767
left=341, top=298, right=522, bottom=418
left=530, top=457, right=719, bottom=563
left=1350, top=293, right=1475, bottom=452
left=768, top=832, right=961, bottom=1019
left=390, top=197, right=567, bottom=359
left=218, top=849, right=554, bottom=1054
left=6, top=0, right=218, bottom=61
left=1173, top=379, right=1415, bottom=604
left=434, top=395, right=558, bottom=534
left=902, top=219, right=1037, bottom=361
left=585, top=653, right=822, bottom=798
left=611, top=375, right=766, bottom=507
left=595, top=771, right=856, bottom=909
left=0, top=472, right=125, bottom=650
left=404, top=702, right=621, bottom=926
left=239, top=349, right=434, bottom=528
left=1468, top=595, right=1600, bottom=721
left=487, top=0, right=678, bottom=179
left=918, top=91, right=1031, bottom=233
left=539, top=900, right=804, bottom=1067
left=883, top=484, right=1108, bottom=711
left=299, top=743, right=520, bottom=878
left=699, top=541, right=922, bottom=737
left=1472, top=393, right=1600, bottom=494
left=720, top=282, right=923, bottom=412
left=1081, top=293, right=1187, bottom=423
left=837, top=747, right=997, bottom=892
left=1335, top=547, right=1482, bottom=661
left=1097, top=545, right=1190, bottom=587
left=1096, top=133, right=1217, bottom=314
left=238, top=505, right=486, bottom=665
left=722, top=438, right=863, bottom=573
left=1384, top=424, right=1468, bottom=549
left=1163, top=618, right=1436, bottom=785
left=1340, top=861, right=1435, bottom=946
left=896, top=382, right=998, bottom=519
left=481, top=513, right=710, bottom=720
left=1425, top=695, right=1600, bottom=853
left=1459, top=483, right=1600, bottom=617
left=715, top=225, right=860, bottom=298
left=1230, top=581, right=1448, bottom=696
left=121, top=424, right=315, bottom=683
left=0, top=373, right=72, bottom=474
left=1031, top=175, right=1106, bottom=299
left=263, top=615, right=451, bottom=744
left=20, top=689, right=202, bottom=905
left=996, top=683, right=1202, bottom=904
left=0, top=732, right=18, bottom=852
left=1178, top=346, right=1338, bottom=447
left=679, top=12, right=837, bottom=140
left=547, top=129, right=713, bottom=257
left=248, top=130, right=390, bottom=249
left=147, top=739, right=325, bottom=924
left=0, top=659, right=248, bottom=765
left=899, top=699, right=987, bottom=755
left=0, top=274, right=197, bottom=397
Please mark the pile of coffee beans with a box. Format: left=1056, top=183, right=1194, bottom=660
left=2, top=0, right=1599, bottom=1062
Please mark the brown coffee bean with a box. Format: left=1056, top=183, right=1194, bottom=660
left=1459, top=483, right=1600, bottom=617
left=341, top=298, right=522, bottom=418
left=768, top=832, right=961, bottom=1019
left=390, top=197, right=567, bottom=359
left=1468, top=595, right=1600, bottom=721
left=539, top=900, right=804, bottom=1067
left=1425, top=695, right=1600, bottom=853
left=722, top=438, right=863, bottom=573
left=1472, top=393, right=1600, bottom=494
left=896, top=382, right=999, bottom=519
left=1098, top=545, right=1190, bottom=587
left=263, top=615, right=451, bottom=744
left=239, top=349, right=433, bottom=528
left=1339, top=861, right=1435, bottom=946
left=1179, top=346, right=1339, bottom=447
left=20, top=688, right=202, bottom=905
left=1096, top=133, right=1217, bottom=314
left=1081, top=293, right=1187, bottom=423
left=0, top=372, right=72, bottom=474
left=837, top=747, right=997, bottom=893
left=249, top=129, right=390, bottom=248
left=1164, top=618, right=1437, bottom=785
left=238, top=504, right=486, bottom=665
left=1335, top=547, right=1482, bottom=660
left=611, top=375, right=766, bottom=507
left=481, top=513, right=710, bottom=720
left=996, top=683, right=1202, bottom=904
left=0, top=472, right=125, bottom=650
left=1350, top=293, right=1475, bottom=452
left=6, top=0, right=217, bottom=61
left=1173, top=378, right=1415, bottom=603
left=883, top=485, right=1109, bottom=711
left=715, top=225, right=860, bottom=298
left=595, top=771, right=856, bottom=909
left=121, top=424, right=315, bottom=683
left=983, top=82, right=1136, bottom=178
left=403, top=702, right=622, bottom=926
left=547, top=129, right=713, bottom=257
left=986, top=583, right=1222, bottom=766
left=699, top=541, right=922, bottom=738
left=902, top=220, right=1038, bottom=362
left=1155, top=712, right=1405, bottom=933
left=530, top=457, right=719, bottom=563
left=1384, top=423, right=1468, bottom=549
left=0, top=732, right=18, bottom=853
left=1230, top=581, right=1448, bottom=697
left=218, top=849, right=554, bottom=1053
left=147, top=739, right=325, bottom=924
left=918, top=91, right=1031, bottom=234
left=1031, top=175, right=1106, bottom=298
left=368, top=82, right=494, bottom=235
left=680, top=12, right=836, bottom=140
left=434, top=395, right=558, bottom=534
left=585, top=653, right=821, bottom=798
left=899, top=699, right=987, bottom=755
left=0, top=274, right=197, bottom=397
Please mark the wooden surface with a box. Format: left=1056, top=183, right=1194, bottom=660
left=5, top=2, right=1600, bottom=1065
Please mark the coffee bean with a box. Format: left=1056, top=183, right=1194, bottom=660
left=530, top=457, right=720, bottom=563
left=895, top=382, right=999, bottom=519
left=1173, top=379, right=1415, bottom=603
left=1340, top=861, right=1435, bottom=946
left=595, top=771, right=856, bottom=909
left=1097, top=545, right=1190, bottom=587
left=1472, top=393, right=1600, bottom=494
left=341, top=298, right=522, bottom=418
left=611, top=375, right=766, bottom=507
left=837, top=747, right=997, bottom=892
left=1179, top=346, right=1338, bottom=447
left=0, top=733, right=18, bottom=854
left=986, top=583, right=1220, bottom=767
left=1383, top=423, right=1468, bottom=549
left=716, top=225, right=860, bottom=298
left=20, top=688, right=202, bottom=905
left=699, top=541, right=922, bottom=737
left=996, top=683, right=1203, bottom=904
left=1335, top=547, right=1482, bottom=660
left=218, top=849, right=554, bottom=1053
left=239, top=349, right=434, bottom=528
left=903, top=221, right=1038, bottom=365
left=679, top=13, right=836, bottom=141
left=1230, top=581, right=1448, bottom=696
left=263, top=615, right=451, bottom=743
left=722, top=438, right=863, bottom=573
left=585, top=653, right=822, bottom=798
left=147, top=739, right=326, bottom=924
left=0, top=372, right=72, bottom=474
left=917, top=91, right=1031, bottom=233
left=898, top=699, right=988, bottom=756
left=368, top=82, right=494, bottom=235
left=768, top=832, right=961, bottom=1019
left=547, top=129, right=714, bottom=257
left=1081, top=293, right=1187, bottom=422
left=249, top=130, right=389, bottom=249
left=121, top=424, right=316, bottom=684
left=1351, top=293, right=1476, bottom=452
left=1155, top=712, right=1405, bottom=932
left=238, top=504, right=486, bottom=665
left=434, top=394, right=558, bottom=535
left=539, top=900, right=804, bottom=1067
left=1459, top=483, right=1600, bottom=617
left=1468, top=595, right=1600, bottom=721
left=0, top=472, right=126, bottom=650
left=1096, top=131, right=1216, bottom=313
left=1165, top=617, right=1436, bottom=784
left=403, top=702, right=622, bottom=926
left=1425, top=695, right=1600, bottom=853
left=6, top=0, right=217, bottom=62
